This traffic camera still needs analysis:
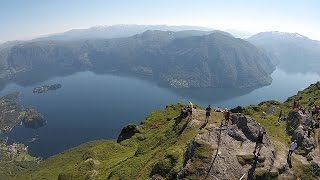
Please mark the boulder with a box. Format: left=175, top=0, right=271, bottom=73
left=227, top=126, right=246, bottom=142
left=292, top=125, right=315, bottom=153
left=301, top=137, right=315, bottom=152
left=292, top=126, right=305, bottom=146
left=302, top=117, right=316, bottom=127
left=266, top=106, right=276, bottom=114
left=286, top=110, right=302, bottom=135
left=306, top=153, right=314, bottom=161
left=311, top=161, right=320, bottom=176
left=117, top=124, right=139, bottom=143
left=233, top=114, right=266, bottom=142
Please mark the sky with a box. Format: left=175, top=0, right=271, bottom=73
left=0, top=0, right=320, bottom=43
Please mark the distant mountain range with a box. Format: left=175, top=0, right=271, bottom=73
left=0, top=29, right=275, bottom=88
left=248, top=31, right=320, bottom=74
left=34, top=24, right=214, bottom=42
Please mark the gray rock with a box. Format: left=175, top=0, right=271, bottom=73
left=227, top=127, right=246, bottom=142
left=266, top=106, right=277, bottom=114
left=233, top=114, right=266, bottom=142
left=311, top=161, right=320, bottom=176
left=292, top=126, right=305, bottom=146
left=302, top=117, right=316, bottom=127
left=305, top=153, right=314, bottom=161
left=286, top=110, right=302, bottom=135
left=301, top=137, right=315, bottom=152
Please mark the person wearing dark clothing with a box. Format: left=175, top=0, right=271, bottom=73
left=200, top=105, right=212, bottom=130
left=224, top=108, right=230, bottom=126
left=288, top=140, right=298, bottom=158
left=253, top=129, right=265, bottom=156
left=205, top=105, right=212, bottom=124
left=180, top=107, right=188, bottom=118
left=187, top=106, right=193, bottom=120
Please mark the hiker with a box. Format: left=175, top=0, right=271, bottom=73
left=187, top=105, right=193, bottom=120
left=200, top=105, right=212, bottom=130
left=205, top=105, right=212, bottom=124
left=288, top=140, right=298, bottom=158
left=224, top=108, right=230, bottom=126
left=189, top=101, right=193, bottom=109
left=215, top=107, right=222, bottom=112
left=253, top=129, right=265, bottom=156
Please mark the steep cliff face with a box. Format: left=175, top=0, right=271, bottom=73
left=0, top=30, right=275, bottom=89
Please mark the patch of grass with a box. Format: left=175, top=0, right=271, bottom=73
left=13, top=104, right=204, bottom=180
left=183, top=139, right=214, bottom=179
left=236, top=155, right=265, bottom=167
left=254, top=168, right=278, bottom=179
left=291, top=157, right=319, bottom=180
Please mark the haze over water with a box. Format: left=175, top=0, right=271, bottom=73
left=1, top=68, right=319, bottom=158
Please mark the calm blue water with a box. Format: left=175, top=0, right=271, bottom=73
left=1, top=68, right=319, bottom=158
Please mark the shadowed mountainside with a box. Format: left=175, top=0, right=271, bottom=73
left=0, top=30, right=275, bottom=89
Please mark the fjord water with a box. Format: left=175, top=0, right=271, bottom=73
left=1, top=68, right=319, bottom=158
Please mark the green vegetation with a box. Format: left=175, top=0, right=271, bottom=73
left=14, top=104, right=215, bottom=179
left=254, top=168, right=278, bottom=180
left=182, top=139, right=215, bottom=179
left=291, top=158, right=319, bottom=179
left=236, top=155, right=265, bottom=167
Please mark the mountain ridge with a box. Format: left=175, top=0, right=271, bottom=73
left=248, top=31, right=320, bottom=74
left=0, top=30, right=275, bottom=89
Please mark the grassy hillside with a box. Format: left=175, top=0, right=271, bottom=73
left=13, top=104, right=224, bottom=180
left=13, top=82, right=320, bottom=179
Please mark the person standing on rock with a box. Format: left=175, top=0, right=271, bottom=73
left=224, top=108, right=230, bottom=126
left=189, top=102, right=193, bottom=109
left=200, top=105, right=212, bottom=130
left=288, top=140, right=298, bottom=158
left=253, top=129, right=265, bottom=156
left=188, top=102, right=193, bottom=120
left=205, top=105, right=212, bottom=124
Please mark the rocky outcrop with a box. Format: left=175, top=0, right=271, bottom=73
left=311, top=161, right=320, bottom=176
left=179, top=114, right=276, bottom=179
left=287, top=110, right=316, bottom=154
left=233, top=114, right=269, bottom=143
left=117, top=124, right=139, bottom=143
left=286, top=110, right=302, bottom=135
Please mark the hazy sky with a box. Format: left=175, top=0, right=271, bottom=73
left=1, top=0, right=320, bottom=42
